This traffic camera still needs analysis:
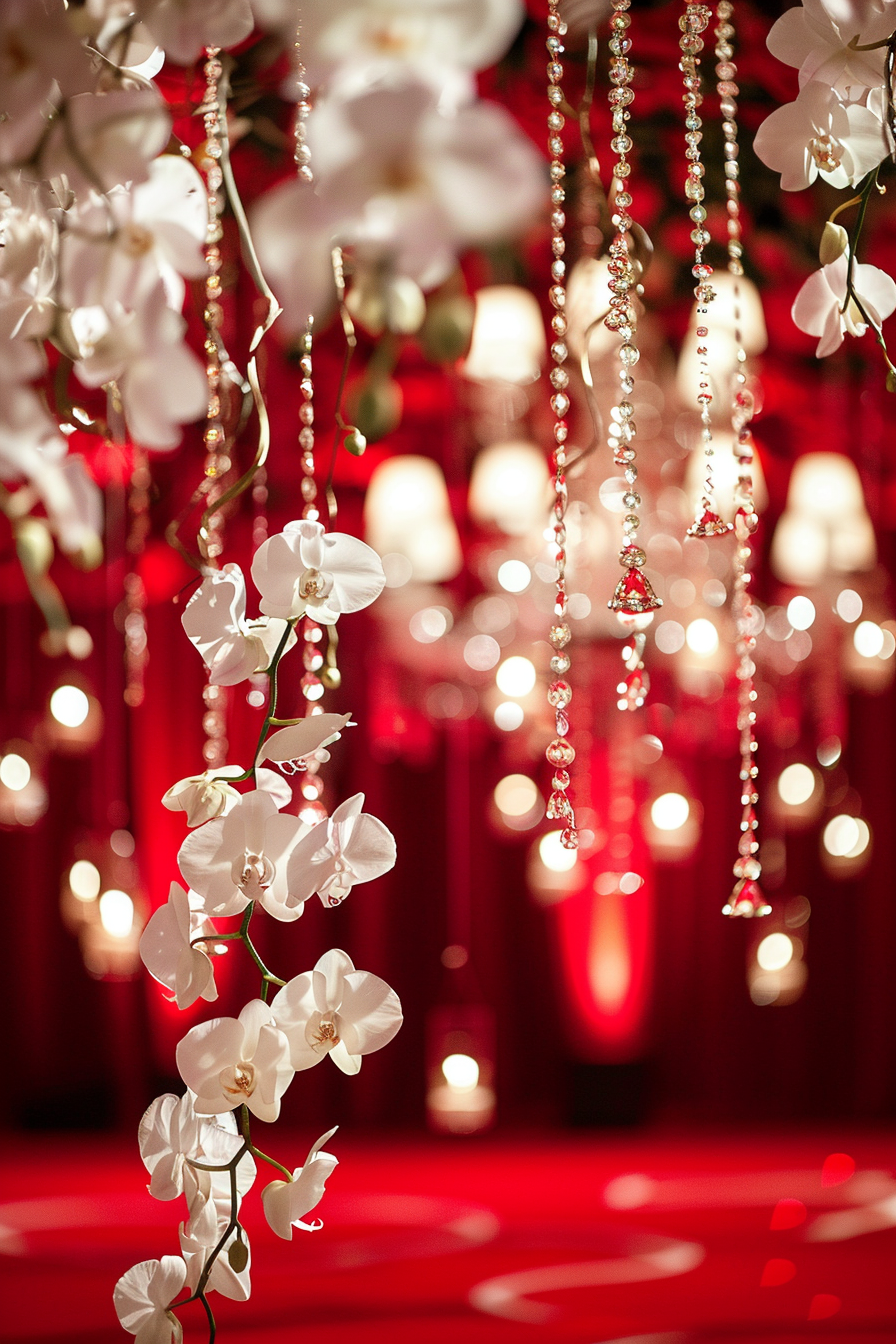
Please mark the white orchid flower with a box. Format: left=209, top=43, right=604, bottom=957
left=176, top=998, right=294, bottom=1123
left=138, top=1092, right=244, bottom=1202
left=754, top=81, right=892, bottom=190
left=162, top=765, right=291, bottom=828
left=162, top=768, right=243, bottom=828
left=261, top=1126, right=338, bottom=1240
left=792, top=251, right=896, bottom=356
left=139, top=881, right=220, bottom=1011
left=60, top=155, right=207, bottom=314
left=113, top=1256, right=187, bottom=1344
left=257, top=712, right=353, bottom=769
left=250, top=78, right=545, bottom=335
left=252, top=0, right=523, bottom=83
left=767, top=0, right=894, bottom=94
left=177, top=788, right=310, bottom=921
left=135, top=0, right=255, bottom=65
left=41, top=86, right=172, bottom=196
left=251, top=520, right=386, bottom=623
left=285, top=793, right=396, bottom=910
left=72, top=282, right=208, bottom=450
left=271, top=949, right=402, bottom=1076
left=181, top=564, right=296, bottom=687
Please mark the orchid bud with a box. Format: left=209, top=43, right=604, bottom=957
left=227, top=1238, right=249, bottom=1272
left=343, top=428, right=366, bottom=457
left=819, top=222, right=849, bottom=267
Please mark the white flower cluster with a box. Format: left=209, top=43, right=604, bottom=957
left=755, top=0, right=896, bottom=359
left=114, top=517, right=400, bottom=1341
left=248, top=0, right=542, bottom=335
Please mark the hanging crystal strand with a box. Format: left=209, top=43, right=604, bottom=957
left=543, top=0, right=577, bottom=851
left=604, top=0, right=661, bottom=712
left=199, top=46, right=229, bottom=769
left=679, top=0, right=732, bottom=540
left=122, top=447, right=150, bottom=708
left=292, top=15, right=313, bottom=184
left=712, top=0, right=768, bottom=918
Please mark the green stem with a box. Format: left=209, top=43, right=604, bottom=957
left=238, top=903, right=286, bottom=988
left=238, top=1106, right=292, bottom=1181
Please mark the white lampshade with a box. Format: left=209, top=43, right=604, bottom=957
left=683, top=429, right=768, bottom=517
left=462, top=285, right=546, bottom=385
left=770, top=513, right=829, bottom=586
left=829, top=512, right=877, bottom=573
left=565, top=256, right=618, bottom=362
left=787, top=453, right=865, bottom=522
left=699, top=272, right=767, bottom=354
left=676, top=325, right=743, bottom=409
left=468, top=440, right=550, bottom=536
left=364, top=456, right=463, bottom=583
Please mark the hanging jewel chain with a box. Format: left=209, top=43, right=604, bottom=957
left=680, top=0, right=732, bottom=540
left=604, top=0, right=661, bottom=713
left=544, top=0, right=577, bottom=850
left=714, top=0, right=769, bottom=917
left=198, top=46, right=230, bottom=770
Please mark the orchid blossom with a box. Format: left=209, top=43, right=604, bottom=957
left=251, top=519, right=386, bottom=622
left=113, top=1257, right=187, bottom=1344
left=766, top=0, right=894, bottom=94
left=261, top=1127, right=339, bottom=1239
left=139, top=882, right=220, bottom=1011
left=176, top=999, right=294, bottom=1122
left=181, top=564, right=296, bottom=687
left=286, top=792, right=397, bottom=909
left=792, top=251, right=896, bottom=356
left=138, top=1093, right=244, bottom=1202
left=177, top=788, right=310, bottom=921
left=272, top=949, right=403, bottom=1076
left=754, top=81, right=892, bottom=190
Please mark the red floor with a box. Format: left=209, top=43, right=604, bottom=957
left=1, top=1129, right=894, bottom=1343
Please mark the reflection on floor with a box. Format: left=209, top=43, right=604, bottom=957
left=1, top=1129, right=894, bottom=1343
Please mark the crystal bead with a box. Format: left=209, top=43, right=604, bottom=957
left=299, top=403, right=314, bottom=425
left=546, top=790, right=573, bottom=821
left=554, top=709, right=570, bottom=737
left=549, top=285, right=566, bottom=309
left=550, top=623, right=571, bottom=648
left=560, top=827, right=578, bottom=851
left=550, top=653, right=571, bottom=674
left=548, top=112, right=564, bottom=132
left=552, top=768, right=571, bottom=790
left=551, top=392, right=570, bottom=417
left=547, top=737, right=575, bottom=766
left=620, top=545, right=646, bottom=567
left=551, top=341, right=568, bottom=363
left=619, top=343, right=639, bottom=367
left=548, top=679, right=572, bottom=708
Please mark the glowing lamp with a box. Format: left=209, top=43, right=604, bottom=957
left=462, top=285, right=545, bottom=385
left=426, top=1004, right=496, bottom=1135
left=564, top=256, right=617, bottom=362
left=364, top=456, right=462, bottom=583
left=770, top=513, right=828, bottom=586
left=788, top=453, right=864, bottom=522
left=468, top=441, right=550, bottom=536
left=683, top=429, right=768, bottom=518
left=699, top=272, right=767, bottom=353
